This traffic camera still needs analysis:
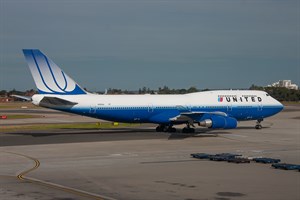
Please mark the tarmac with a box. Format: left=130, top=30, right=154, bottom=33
left=0, top=105, right=299, bottom=200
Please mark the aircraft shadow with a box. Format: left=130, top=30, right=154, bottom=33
left=235, top=126, right=271, bottom=130
left=1, top=128, right=237, bottom=147
left=7, top=128, right=155, bottom=137
left=6, top=127, right=231, bottom=140
left=167, top=129, right=232, bottom=140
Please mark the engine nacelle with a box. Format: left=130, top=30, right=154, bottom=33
left=199, top=116, right=237, bottom=129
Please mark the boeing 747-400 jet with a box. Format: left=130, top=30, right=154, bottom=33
left=20, top=49, right=283, bottom=133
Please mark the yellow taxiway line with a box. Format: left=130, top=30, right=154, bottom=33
left=4, top=151, right=115, bottom=200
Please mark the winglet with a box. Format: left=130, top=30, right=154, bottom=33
left=22, top=49, right=87, bottom=95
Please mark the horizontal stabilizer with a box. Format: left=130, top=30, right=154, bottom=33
left=10, top=95, right=32, bottom=101
left=40, top=96, right=77, bottom=108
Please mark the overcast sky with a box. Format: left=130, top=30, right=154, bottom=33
left=0, top=0, right=299, bottom=91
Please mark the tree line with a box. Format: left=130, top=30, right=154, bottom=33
left=249, top=85, right=300, bottom=102
left=103, top=86, right=202, bottom=95
left=0, top=89, right=36, bottom=97
left=1, top=85, right=299, bottom=102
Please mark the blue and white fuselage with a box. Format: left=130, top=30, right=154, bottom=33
left=23, top=49, right=283, bottom=132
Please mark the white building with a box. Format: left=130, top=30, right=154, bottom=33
left=268, top=80, right=298, bottom=90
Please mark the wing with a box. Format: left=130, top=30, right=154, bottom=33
left=169, top=111, right=228, bottom=124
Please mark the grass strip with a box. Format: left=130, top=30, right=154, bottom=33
left=0, top=122, right=137, bottom=132
left=0, top=102, right=38, bottom=109
left=1, top=115, right=40, bottom=119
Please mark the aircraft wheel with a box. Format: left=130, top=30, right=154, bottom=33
left=255, top=119, right=263, bottom=130
left=162, top=126, right=176, bottom=133
left=182, top=128, right=195, bottom=133
left=156, top=125, right=165, bottom=132
left=255, top=125, right=262, bottom=129
left=168, top=127, right=176, bottom=133
left=182, top=127, right=188, bottom=133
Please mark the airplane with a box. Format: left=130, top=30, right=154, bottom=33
left=19, top=49, right=284, bottom=133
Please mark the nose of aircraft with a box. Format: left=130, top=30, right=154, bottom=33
left=274, top=98, right=284, bottom=113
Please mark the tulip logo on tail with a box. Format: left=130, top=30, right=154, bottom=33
left=23, top=49, right=86, bottom=95
left=218, top=97, right=223, bottom=102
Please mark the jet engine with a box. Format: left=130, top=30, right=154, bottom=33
left=199, top=115, right=237, bottom=129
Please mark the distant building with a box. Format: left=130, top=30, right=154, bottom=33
left=268, top=80, right=298, bottom=90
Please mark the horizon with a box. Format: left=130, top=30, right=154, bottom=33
left=0, top=83, right=297, bottom=94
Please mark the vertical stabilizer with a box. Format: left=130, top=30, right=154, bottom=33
left=23, top=49, right=86, bottom=95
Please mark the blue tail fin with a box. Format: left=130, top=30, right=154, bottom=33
left=23, top=49, right=86, bottom=95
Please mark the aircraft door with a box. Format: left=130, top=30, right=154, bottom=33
left=148, top=104, right=154, bottom=112
left=187, top=104, right=192, bottom=112
left=89, top=105, right=97, bottom=114
left=227, top=103, right=232, bottom=112
left=258, top=101, right=263, bottom=111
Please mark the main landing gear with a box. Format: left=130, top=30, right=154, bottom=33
left=255, top=119, right=263, bottom=129
left=155, top=123, right=195, bottom=133
left=182, top=123, right=195, bottom=133
left=156, top=125, right=176, bottom=133
left=155, top=125, right=164, bottom=132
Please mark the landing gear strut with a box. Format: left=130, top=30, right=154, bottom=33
left=255, top=119, right=263, bottom=129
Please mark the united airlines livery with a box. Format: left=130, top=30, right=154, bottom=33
left=21, top=49, right=283, bottom=133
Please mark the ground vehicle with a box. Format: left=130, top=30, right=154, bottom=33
left=272, top=163, right=300, bottom=170
left=191, top=153, right=241, bottom=161
left=190, top=153, right=212, bottom=159
left=253, top=157, right=281, bottom=164
left=227, top=158, right=251, bottom=163
left=209, top=155, right=232, bottom=161
left=215, top=153, right=241, bottom=158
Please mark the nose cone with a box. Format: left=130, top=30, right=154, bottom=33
left=274, top=99, right=284, bottom=114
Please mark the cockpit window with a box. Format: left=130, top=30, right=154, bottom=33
left=266, top=93, right=270, bottom=96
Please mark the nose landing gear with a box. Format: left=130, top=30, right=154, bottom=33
left=255, top=119, right=263, bottom=129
